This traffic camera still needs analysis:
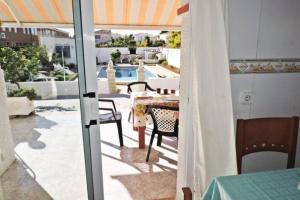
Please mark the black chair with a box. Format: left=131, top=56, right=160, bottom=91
left=127, top=81, right=155, bottom=122
left=127, top=81, right=155, bottom=93
left=146, top=105, right=179, bottom=162
left=98, top=99, right=123, bottom=147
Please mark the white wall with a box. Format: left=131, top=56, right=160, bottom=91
left=147, top=77, right=180, bottom=90
left=231, top=73, right=300, bottom=172
left=39, top=36, right=77, bottom=64
left=162, top=48, right=181, bottom=68
left=229, top=0, right=300, bottom=59
left=0, top=69, right=15, bottom=176
left=6, top=79, right=109, bottom=100
left=228, top=0, right=300, bottom=173
left=95, top=47, right=160, bottom=63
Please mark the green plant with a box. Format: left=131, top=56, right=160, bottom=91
left=8, top=88, right=37, bottom=100
left=110, top=49, right=121, bottom=64
left=142, top=36, right=152, bottom=47
left=50, top=71, right=78, bottom=81
left=51, top=52, right=63, bottom=65
left=151, top=39, right=165, bottom=47
left=128, top=40, right=136, bottom=48
left=167, top=31, right=181, bottom=48
left=96, top=34, right=135, bottom=48
left=0, top=47, right=40, bottom=88
left=161, top=60, right=168, bottom=66
left=68, top=73, right=78, bottom=81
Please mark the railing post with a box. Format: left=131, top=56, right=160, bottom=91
left=137, top=60, right=145, bottom=81
left=106, top=60, right=117, bottom=94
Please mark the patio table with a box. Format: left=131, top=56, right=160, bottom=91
left=202, top=168, right=300, bottom=200
left=131, top=91, right=179, bottom=148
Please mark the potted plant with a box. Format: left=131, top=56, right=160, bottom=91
left=110, top=49, right=121, bottom=64
left=128, top=40, right=137, bottom=54
left=6, top=87, right=37, bottom=116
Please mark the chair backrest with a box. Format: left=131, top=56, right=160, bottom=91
left=236, top=116, right=299, bottom=174
left=148, top=105, right=179, bottom=135
left=127, top=81, right=150, bottom=93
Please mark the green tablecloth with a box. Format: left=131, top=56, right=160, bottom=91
left=203, top=168, right=300, bottom=200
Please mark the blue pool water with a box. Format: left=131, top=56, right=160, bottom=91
left=97, top=65, right=156, bottom=82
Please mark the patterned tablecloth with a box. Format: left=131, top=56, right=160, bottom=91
left=203, top=168, right=300, bottom=200
left=131, top=92, right=179, bottom=128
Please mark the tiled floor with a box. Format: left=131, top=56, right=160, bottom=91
left=0, top=96, right=177, bottom=200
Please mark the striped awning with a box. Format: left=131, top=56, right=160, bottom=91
left=0, top=0, right=182, bottom=30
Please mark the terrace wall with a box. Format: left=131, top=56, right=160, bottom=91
left=162, top=48, right=181, bottom=68
left=6, top=79, right=109, bottom=99
left=95, top=47, right=181, bottom=69
left=95, top=47, right=160, bottom=64
left=147, top=77, right=180, bottom=90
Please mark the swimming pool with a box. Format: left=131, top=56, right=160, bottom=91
left=97, top=65, right=157, bottom=82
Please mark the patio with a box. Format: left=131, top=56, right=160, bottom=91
left=0, top=94, right=178, bottom=200
left=2, top=0, right=300, bottom=199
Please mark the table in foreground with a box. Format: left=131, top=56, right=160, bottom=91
left=203, top=168, right=300, bottom=200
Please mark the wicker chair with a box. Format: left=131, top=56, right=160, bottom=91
left=146, top=105, right=179, bottom=162
left=127, top=81, right=155, bottom=122
left=98, top=99, right=123, bottom=147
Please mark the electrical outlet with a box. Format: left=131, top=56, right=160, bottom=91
left=239, top=92, right=253, bottom=105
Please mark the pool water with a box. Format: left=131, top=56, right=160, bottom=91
left=97, top=66, right=156, bottom=82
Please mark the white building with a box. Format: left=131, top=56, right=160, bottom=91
left=38, top=29, right=77, bottom=65
left=95, top=30, right=112, bottom=45
left=134, top=33, right=153, bottom=41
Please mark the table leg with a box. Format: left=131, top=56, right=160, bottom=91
left=132, top=108, right=138, bottom=131
left=138, top=126, right=145, bottom=149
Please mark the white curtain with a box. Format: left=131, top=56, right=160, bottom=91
left=177, top=0, right=237, bottom=199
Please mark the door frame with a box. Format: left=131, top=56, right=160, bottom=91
left=72, top=1, right=104, bottom=199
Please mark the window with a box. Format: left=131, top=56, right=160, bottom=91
left=55, top=45, right=71, bottom=58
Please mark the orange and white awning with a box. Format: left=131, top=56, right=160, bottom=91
left=0, top=0, right=182, bottom=30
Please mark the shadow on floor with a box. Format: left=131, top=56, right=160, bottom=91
left=35, top=105, right=77, bottom=112
left=101, top=139, right=177, bottom=170
left=0, top=159, right=53, bottom=200
left=99, top=93, right=130, bottom=98
left=111, top=171, right=176, bottom=200
left=11, top=114, right=57, bottom=149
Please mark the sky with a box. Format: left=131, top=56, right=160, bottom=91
left=58, top=28, right=161, bottom=37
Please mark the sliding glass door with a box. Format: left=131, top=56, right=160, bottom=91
left=72, top=0, right=104, bottom=199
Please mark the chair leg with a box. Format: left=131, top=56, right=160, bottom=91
left=157, top=135, right=162, bottom=146
left=146, top=132, right=156, bottom=162
left=128, top=111, right=131, bottom=123
left=116, top=121, right=124, bottom=147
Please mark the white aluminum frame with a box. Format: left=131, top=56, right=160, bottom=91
left=72, top=0, right=104, bottom=199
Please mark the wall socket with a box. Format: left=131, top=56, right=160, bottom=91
left=239, top=91, right=254, bottom=105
